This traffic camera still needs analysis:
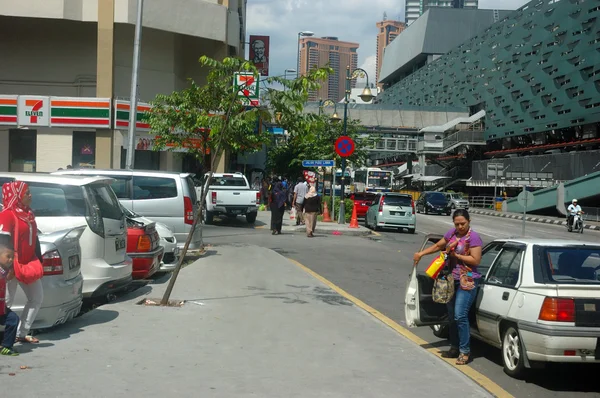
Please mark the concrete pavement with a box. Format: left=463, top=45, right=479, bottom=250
left=3, top=244, right=490, bottom=398
left=256, top=209, right=371, bottom=236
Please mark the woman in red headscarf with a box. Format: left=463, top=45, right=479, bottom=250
left=0, top=181, right=44, bottom=344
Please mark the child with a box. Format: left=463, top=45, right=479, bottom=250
left=0, top=232, right=19, bottom=356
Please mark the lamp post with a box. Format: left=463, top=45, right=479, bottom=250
left=284, top=68, right=297, bottom=80
left=296, top=31, right=314, bottom=78
left=319, top=99, right=337, bottom=217
left=337, top=66, right=374, bottom=224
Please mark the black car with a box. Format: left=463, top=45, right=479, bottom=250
left=416, top=191, right=451, bottom=215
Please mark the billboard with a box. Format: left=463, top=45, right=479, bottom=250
left=249, top=35, right=270, bottom=76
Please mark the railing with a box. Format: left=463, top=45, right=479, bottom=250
left=581, top=207, right=600, bottom=222
left=469, top=196, right=497, bottom=210
left=368, top=137, right=419, bottom=153
left=418, top=130, right=486, bottom=154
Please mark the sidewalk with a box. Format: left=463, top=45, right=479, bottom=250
left=256, top=209, right=371, bottom=236
left=3, top=245, right=491, bottom=398
left=469, top=208, right=600, bottom=231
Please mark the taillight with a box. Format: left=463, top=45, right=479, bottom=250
left=211, top=191, right=217, bottom=205
left=184, top=196, right=194, bottom=225
left=137, top=235, right=152, bottom=252
left=42, top=250, right=63, bottom=276
left=412, top=199, right=415, bottom=215
left=256, top=192, right=261, bottom=203
left=539, top=297, right=575, bottom=322
left=378, top=196, right=384, bottom=213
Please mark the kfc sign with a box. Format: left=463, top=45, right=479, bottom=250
left=249, top=35, right=270, bottom=76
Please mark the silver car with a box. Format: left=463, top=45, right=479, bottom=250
left=444, top=192, right=469, bottom=211
left=1, top=225, right=85, bottom=332
left=365, top=193, right=417, bottom=234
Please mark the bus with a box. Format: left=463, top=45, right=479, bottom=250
left=354, top=167, right=392, bottom=193
left=333, top=169, right=352, bottom=197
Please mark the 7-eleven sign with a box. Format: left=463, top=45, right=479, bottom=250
left=234, top=72, right=260, bottom=107
left=18, top=96, right=50, bottom=126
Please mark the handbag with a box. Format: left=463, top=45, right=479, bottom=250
left=290, top=207, right=297, bottom=220
left=10, top=212, right=43, bottom=285
left=432, top=273, right=455, bottom=304
left=425, top=252, right=447, bottom=279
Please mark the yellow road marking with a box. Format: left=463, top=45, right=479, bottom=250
left=371, top=231, right=382, bottom=237
left=288, top=258, right=514, bottom=398
left=255, top=225, right=266, bottom=229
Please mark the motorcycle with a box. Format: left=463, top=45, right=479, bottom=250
left=568, top=212, right=584, bottom=234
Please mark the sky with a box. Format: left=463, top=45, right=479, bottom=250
left=246, top=0, right=531, bottom=85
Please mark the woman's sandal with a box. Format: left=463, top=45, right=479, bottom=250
left=441, top=348, right=460, bottom=358
left=16, top=336, right=39, bottom=344
left=456, top=353, right=471, bottom=365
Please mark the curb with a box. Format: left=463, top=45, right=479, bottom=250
left=469, top=209, right=600, bottom=231
left=283, top=225, right=372, bottom=236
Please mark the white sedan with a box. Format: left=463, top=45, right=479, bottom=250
left=405, top=235, right=600, bottom=378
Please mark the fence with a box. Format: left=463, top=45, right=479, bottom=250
left=581, top=207, right=600, bottom=222
left=469, top=196, right=497, bottom=210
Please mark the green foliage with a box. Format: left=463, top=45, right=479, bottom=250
left=322, top=196, right=355, bottom=222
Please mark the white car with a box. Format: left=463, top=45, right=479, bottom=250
left=405, top=235, right=600, bottom=378
left=200, top=172, right=260, bottom=225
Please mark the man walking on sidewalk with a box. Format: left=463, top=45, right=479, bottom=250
left=292, top=177, right=308, bottom=226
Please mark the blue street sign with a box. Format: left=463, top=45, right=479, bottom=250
left=302, top=160, right=335, bottom=167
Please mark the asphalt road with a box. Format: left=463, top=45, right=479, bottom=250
left=202, top=212, right=600, bottom=398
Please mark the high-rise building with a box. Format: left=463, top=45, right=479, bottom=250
left=376, top=13, right=405, bottom=85
left=405, top=0, right=478, bottom=25
left=298, top=36, right=359, bottom=102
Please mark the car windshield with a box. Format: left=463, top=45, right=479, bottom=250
left=26, top=183, right=87, bottom=217
left=384, top=195, right=412, bottom=206
left=449, top=194, right=464, bottom=199
left=426, top=193, right=447, bottom=204
left=543, top=247, right=600, bottom=285
left=209, top=176, right=247, bottom=187
left=353, top=193, right=376, bottom=202
left=86, top=184, right=124, bottom=221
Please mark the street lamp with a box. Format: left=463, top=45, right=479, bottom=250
left=337, top=66, right=374, bottom=224
left=284, top=68, right=297, bottom=80
left=297, top=31, right=315, bottom=78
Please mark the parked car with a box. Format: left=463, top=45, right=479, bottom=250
left=365, top=193, right=416, bottom=233
left=201, top=172, right=260, bottom=224
left=444, top=192, right=469, bottom=211
left=0, top=225, right=86, bottom=332
left=125, top=217, right=164, bottom=280
left=0, top=173, right=132, bottom=299
left=350, top=192, right=377, bottom=218
left=405, top=235, right=600, bottom=378
left=416, top=191, right=451, bottom=215
left=122, top=205, right=178, bottom=272
left=54, top=169, right=201, bottom=250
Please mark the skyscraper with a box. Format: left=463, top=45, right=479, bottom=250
left=298, top=36, right=359, bottom=102
left=405, top=0, right=478, bottom=25
left=376, top=13, right=405, bottom=85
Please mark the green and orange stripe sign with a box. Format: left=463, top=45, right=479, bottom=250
left=50, top=97, right=111, bottom=128
left=0, top=96, right=18, bottom=125
left=114, top=100, right=151, bottom=131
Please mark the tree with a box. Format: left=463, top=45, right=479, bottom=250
left=145, top=56, right=331, bottom=304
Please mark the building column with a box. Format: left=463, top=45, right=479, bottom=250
left=418, top=154, right=426, bottom=174
left=96, top=0, right=115, bottom=169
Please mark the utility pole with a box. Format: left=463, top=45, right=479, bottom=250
left=125, top=0, right=144, bottom=169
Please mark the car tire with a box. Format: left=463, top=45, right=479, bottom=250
left=246, top=213, right=257, bottom=224
left=408, top=227, right=416, bottom=234
left=502, top=325, right=526, bottom=378
left=430, top=324, right=449, bottom=339
left=204, top=210, right=214, bottom=225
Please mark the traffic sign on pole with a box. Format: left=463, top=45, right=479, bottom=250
left=335, top=136, right=355, bottom=158
left=302, top=160, right=335, bottom=167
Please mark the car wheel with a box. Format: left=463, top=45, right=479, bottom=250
left=246, top=213, right=257, bottom=224
left=502, top=325, right=526, bottom=378
left=204, top=210, right=214, bottom=225
left=408, top=227, right=416, bottom=234
left=430, top=324, right=449, bottom=339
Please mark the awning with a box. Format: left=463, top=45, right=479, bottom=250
left=414, top=176, right=451, bottom=182
left=401, top=174, right=423, bottom=179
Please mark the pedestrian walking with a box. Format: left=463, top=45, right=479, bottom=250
left=269, top=180, right=286, bottom=235
left=0, top=233, right=20, bottom=356
left=292, top=177, right=308, bottom=226
left=0, top=181, right=44, bottom=344
left=303, top=186, right=321, bottom=237
left=412, top=209, right=483, bottom=365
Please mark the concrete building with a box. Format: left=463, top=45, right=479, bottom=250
left=376, top=14, right=405, bottom=86
left=405, top=0, right=478, bottom=25
left=0, top=0, right=246, bottom=173
left=298, top=36, right=359, bottom=102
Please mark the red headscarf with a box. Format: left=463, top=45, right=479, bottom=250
left=2, top=181, right=35, bottom=224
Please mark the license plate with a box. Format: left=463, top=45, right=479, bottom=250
left=390, top=212, right=405, bottom=216
left=115, top=238, right=126, bottom=251
left=68, top=255, right=80, bottom=270
left=231, top=210, right=241, bottom=214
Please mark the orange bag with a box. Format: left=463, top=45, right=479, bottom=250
left=425, top=252, right=447, bottom=279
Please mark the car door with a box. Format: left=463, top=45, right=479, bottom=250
left=476, top=243, right=525, bottom=344
left=405, top=234, right=448, bottom=327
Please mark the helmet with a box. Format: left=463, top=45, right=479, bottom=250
left=572, top=199, right=578, bottom=203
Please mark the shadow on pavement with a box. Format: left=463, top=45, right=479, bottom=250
left=39, top=309, right=119, bottom=342
left=207, top=215, right=267, bottom=229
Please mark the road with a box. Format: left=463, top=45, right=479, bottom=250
left=202, top=211, right=600, bottom=398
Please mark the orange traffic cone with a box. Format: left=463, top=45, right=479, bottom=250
left=322, top=201, right=333, bottom=222
left=349, top=202, right=359, bottom=228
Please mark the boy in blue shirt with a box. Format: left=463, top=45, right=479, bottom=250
left=0, top=232, right=19, bottom=356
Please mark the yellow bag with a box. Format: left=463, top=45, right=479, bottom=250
left=425, top=252, right=447, bottom=279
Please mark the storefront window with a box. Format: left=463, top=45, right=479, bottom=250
left=72, top=131, right=96, bottom=168
left=120, top=148, right=160, bottom=170
left=9, top=129, right=36, bottom=172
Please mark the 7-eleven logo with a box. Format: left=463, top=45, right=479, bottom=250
left=236, top=73, right=258, bottom=99
left=18, top=96, right=49, bottom=126
left=25, top=99, right=44, bottom=123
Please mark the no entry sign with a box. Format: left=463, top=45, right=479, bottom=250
left=335, top=136, right=355, bottom=158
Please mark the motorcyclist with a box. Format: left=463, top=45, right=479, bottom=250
left=567, top=199, right=583, bottom=229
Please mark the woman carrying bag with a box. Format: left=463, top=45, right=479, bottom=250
left=0, top=181, right=44, bottom=344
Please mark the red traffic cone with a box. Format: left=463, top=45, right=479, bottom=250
left=349, top=202, right=359, bottom=228
left=322, top=201, right=333, bottom=222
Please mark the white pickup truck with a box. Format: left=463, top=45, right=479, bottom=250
left=198, top=172, right=260, bottom=224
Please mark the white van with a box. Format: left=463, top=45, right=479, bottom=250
left=0, top=173, right=132, bottom=298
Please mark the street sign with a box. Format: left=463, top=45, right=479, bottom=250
left=517, top=190, right=535, bottom=208
left=234, top=72, right=260, bottom=107
left=335, top=136, right=355, bottom=158
left=302, top=160, right=335, bottom=167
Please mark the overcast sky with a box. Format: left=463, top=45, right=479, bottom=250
left=246, top=0, right=530, bottom=84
